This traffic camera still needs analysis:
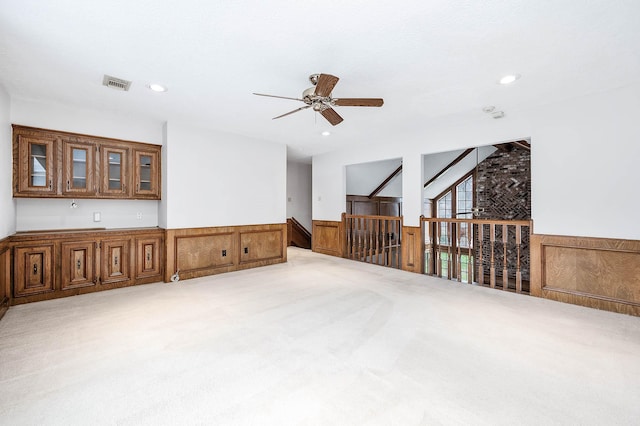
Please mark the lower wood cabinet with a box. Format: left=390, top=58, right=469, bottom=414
left=61, top=241, right=96, bottom=290
left=14, top=244, right=55, bottom=296
left=101, top=239, right=131, bottom=285
left=11, top=228, right=164, bottom=304
left=135, top=235, right=163, bottom=280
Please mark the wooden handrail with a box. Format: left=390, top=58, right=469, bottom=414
left=422, top=216, right=531, bottom=293
left=421, top=217, right=531, bottom=226
left=343, top=213, right=402, bottom=269
left=346, top=213, right=405, bottom=221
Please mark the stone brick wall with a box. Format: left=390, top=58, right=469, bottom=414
left=475, top=146, right=531, bottom=287
left=476, top=146, right=531, bottom=220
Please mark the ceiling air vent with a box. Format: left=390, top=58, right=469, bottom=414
left=102, top=75, right=132, bottom=91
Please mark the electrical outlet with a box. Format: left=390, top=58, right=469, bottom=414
left=244, top=247, right=249, bottom=254
left=93, top=212, right=101, bottom=222
left=136, top=212, right=143, bottom=220
left=222, top=250, right=226, bottom=257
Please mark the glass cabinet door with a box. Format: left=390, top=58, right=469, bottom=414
left=30, top=143, right=48, bottom=187
left=17, top=136, right=57, bottom=195
left=138, top=154, right=152, bottom=191
left=109, top=152, right=122, bottom=190
left=100, top=146, right=130, bottom=196
left=63, top=141, right=96, bottom=195
left=134, top=149, right=160, bottom=198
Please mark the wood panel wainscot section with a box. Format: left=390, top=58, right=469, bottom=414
left=530, top=233, right=640, bottom=316
left=164, top=224, right=287, bottom=282
left=10, top=228, right=165, bottom=305
left=402, top=226, right=423, bottom=274
left=0, top=238, right=11, bottom=320
left=312, top=220, right=344, bottom=257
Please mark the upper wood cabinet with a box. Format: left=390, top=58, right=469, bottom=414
left=99, top=144, right=131, bottom=198
left=13, top=125, right=161, bottom=200
left=15, top=134, right=58, bottom=196
left=62, top=140, right=98, bottom=196
left=133, top=149, right=161, bottom=199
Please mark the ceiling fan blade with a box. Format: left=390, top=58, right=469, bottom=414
left=272, top=105, right=312, bottom=120
left=320, top=107, right=344, bottom=126
left=314, top=74, right=339, bottom=97
left=253, top=93, right=304, bottom=102
left=334, top=98, right=384, bottom=107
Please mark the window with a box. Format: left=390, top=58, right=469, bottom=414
left=432, top=172, right=475, bottom=281
left=436, top=191, right=452, bottom=245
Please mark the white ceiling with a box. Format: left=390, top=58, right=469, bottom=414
left=1, top=1, right=639, bottom=161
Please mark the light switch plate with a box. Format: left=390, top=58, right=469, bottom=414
left=93, top=212, right=101, bottom=222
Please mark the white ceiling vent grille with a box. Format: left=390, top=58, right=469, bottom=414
left=102, top=75, right=132, bottom=91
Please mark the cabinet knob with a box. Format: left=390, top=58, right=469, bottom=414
left=33, top=263, right=38, bottom=274
left=67, top=180, right=70, bottom=190
left=114, top=255, right=118, bottom=266
left=76, top=259, right=81, bottom=270
left=146, top=252, right=151, bottom=261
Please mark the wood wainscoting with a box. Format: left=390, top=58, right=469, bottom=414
left=312, top=220, right=344, bottom=257
left=0, top=237, right=10, bottom=320
left=402, top=226, right=423, bottom=273
left=164, top=223, right=287, bottom=282
left=531, top=233, right=640, bottom=316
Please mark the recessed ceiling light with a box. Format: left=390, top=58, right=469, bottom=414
left=499, top=74, right=520, bottom=85
left=148, top=83, right=167, bottom=92
left=321, top=131, right=331, bottom=136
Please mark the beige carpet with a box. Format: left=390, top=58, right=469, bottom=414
left=0, top=247, right=639, bottom=425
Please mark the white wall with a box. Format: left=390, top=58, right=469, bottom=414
left=286, top=160, right=312, bottom=232
left=163, top=122, right=286, bottom=229
left=15, top=199, right=158, bottom=231
left=10, top=97, right=164, bottom=231
left=0, top=85, right=15, bottom=238
left=529, top=83, right=640, bottom=240
left=346, top=158, right=402, bottom=197
left=313, top=83, right=640, bottom=240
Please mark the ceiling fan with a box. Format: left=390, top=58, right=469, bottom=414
left=253, top=73, right=383, bottom=126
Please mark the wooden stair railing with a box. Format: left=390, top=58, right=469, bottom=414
left=344, top=214, right=402, bottom=268
left=421, top=217, right=531, bottom=293
left=287, top=217, right=312, bottom=249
